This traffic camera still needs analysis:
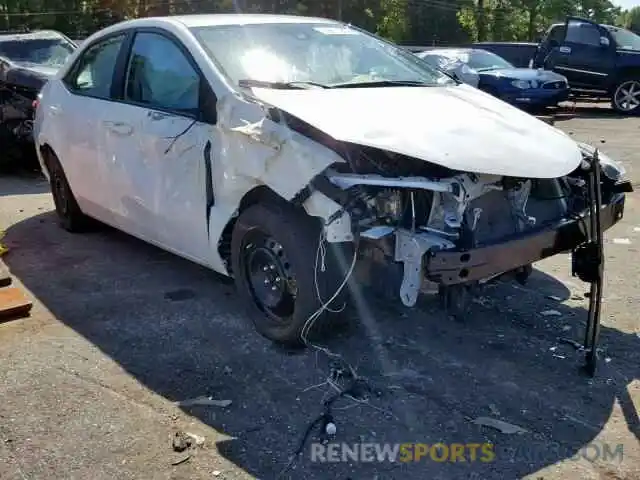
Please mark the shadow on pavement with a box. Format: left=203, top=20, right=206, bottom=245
left=3, top=211, right=639, bottom=479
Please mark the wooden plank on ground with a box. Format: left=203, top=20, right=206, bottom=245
left=0, top=286, right=32, bottom=321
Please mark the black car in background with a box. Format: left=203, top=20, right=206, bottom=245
left=0, top=29, right=77, bottom=170
left=533, top=17, right=640, bottom=115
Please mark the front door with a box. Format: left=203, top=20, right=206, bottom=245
left=117, top=30, right=217, bottom=264
left=556, top=18, right=616, bottom=90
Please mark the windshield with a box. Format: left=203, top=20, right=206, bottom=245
left=190, top=22, right=454, bottom=88
left=0, top=37, right=75, bottom=67
left=450, top=50, right=514, bottom=71
left=607, top=26, right=640, bottom=51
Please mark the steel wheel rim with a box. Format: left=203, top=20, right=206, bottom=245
left=614, top=80, right=640, bottom=112
left=242, top=231, right=297, bottom=323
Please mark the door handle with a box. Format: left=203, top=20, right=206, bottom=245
left=559, top=46, right=571, bottom=54
left=103, top=120, right=133, bottom=136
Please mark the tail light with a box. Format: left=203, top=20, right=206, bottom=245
left=32, top=99, right=39, bottom=109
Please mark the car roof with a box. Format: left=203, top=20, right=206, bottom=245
left=474, top=41, right=536, bottom=45
left=550, top=21, right=617, bottom=29
left=137, top=13, right=341, bottom=29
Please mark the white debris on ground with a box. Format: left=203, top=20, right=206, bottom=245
left=612, top=238, right=631, bottom=245
left=471, top=416, right=529, bottom=434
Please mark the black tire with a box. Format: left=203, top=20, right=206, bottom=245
left=230, top=202, right=352, bottom=345
left=611, top=78, right=640, bottom=115
left=45, top=152, right=91, bottom=232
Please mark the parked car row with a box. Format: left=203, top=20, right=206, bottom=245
left=412, top=16, right=640, bottom=115
left=31, top=14, right=632, bottom=347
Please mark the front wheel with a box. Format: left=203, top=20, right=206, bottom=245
left=611, top=78, right=640, bottom=115
left=230, top=203, right=352, bottom=345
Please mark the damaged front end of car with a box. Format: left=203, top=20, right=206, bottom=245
left=213, top=82, right=631, bottom=375
left=0, top=58, right=47, bottom=170
left=285, top=116, right=632, bottom=318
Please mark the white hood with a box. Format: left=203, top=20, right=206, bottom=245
left=250, top=84, right=583, bottom=179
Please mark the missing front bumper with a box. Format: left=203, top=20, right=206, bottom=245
left=424, top=194, right=625, bottom=286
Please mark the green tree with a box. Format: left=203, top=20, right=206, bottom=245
left=620, top=6, right=640, bottom=33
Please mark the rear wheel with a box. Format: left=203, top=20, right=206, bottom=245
left=230, top=202, right=351, bottom=345
left=46, top=152, right=91, bottom=232
left=611, top=78, right=640, bottom=115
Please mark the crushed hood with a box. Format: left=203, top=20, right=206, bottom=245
left=250, top=83, right=583, bottom=179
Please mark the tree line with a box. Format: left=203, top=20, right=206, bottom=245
left=1, top=0, right=638, bottom=45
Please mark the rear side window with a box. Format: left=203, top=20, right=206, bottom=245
left=124, top=32, right=200, bottom=114
left=65, top=34, right=125, bottom=98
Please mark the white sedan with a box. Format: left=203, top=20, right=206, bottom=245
left=34, top=14, right=631, bottom=346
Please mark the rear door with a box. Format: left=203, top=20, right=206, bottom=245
left=56, top=33, right=128, bottom=222
left=555, top=18, right=616, bottom=89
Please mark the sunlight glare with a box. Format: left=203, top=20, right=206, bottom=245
left=240, top=48, right=295, bottom=82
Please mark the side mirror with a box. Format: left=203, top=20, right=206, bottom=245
left=600, top=36, right=610, bottom=47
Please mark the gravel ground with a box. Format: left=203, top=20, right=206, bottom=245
left=0, top=103, right=638, bottom=480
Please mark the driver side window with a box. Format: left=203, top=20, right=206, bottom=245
left=566, top=22, right=601, bottom=47
left=124, top=32, right=200, bottom=114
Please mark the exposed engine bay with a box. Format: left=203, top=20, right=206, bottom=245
left=293, top=135, right=632, bottom=313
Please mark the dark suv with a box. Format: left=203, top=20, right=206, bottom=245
left=532, top=17, right=640, bottom=115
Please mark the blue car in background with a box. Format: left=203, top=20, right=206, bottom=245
left=416, top=48, right=570, bottom=109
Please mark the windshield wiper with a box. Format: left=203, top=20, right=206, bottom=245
left=328, top=80, right=435, bottom=88
left=238, top=79, right=330, bottom=90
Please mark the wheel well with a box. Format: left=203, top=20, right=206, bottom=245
left=39, top=143, right=56, bottom=173
left=218, top=186, right=293, bottom=275
left=612, top=68, right=640, bottom=90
